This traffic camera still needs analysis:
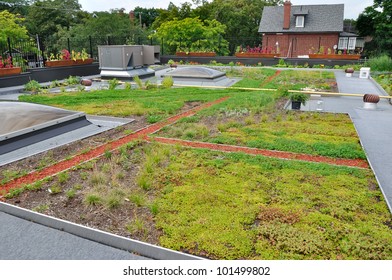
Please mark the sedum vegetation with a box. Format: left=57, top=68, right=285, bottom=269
left=139, top=143, right=391, bottom=260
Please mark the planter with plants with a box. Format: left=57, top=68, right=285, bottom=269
left=309, top=54, right=361, bottom=60
left=235, top=46, right=280, bottom=58
left=45, top=49, right=93, bottom=67
left=308, top=47, right=360, bottom=60
left=175, top=49, right=216, bottom=57
left=0, top=56, right=22, bottom=77
left=290, top=92, right=309, bottom=110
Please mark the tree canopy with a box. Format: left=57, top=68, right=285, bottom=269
left=156, top=17, right=229, bottom=55
left=25, top=0, right=86, bottom=39
left=0, top=0, right=31, bottom=15
left=356, top=0, right=392, bottom=57
left=0, top=10, right=28, bottom=43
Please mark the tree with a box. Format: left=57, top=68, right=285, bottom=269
left=356, top=0, right=392, bottom=57
left=0, top=0, right=31, bottom=16
left=151, top=0, right=282, bottom=54
left=343, top=19, right=357, bottom=33
left=48, top=9, right=149, bottom=56
left=25, top=0, right=85, bottom=39
left=155, top=17, right=229, bottom=55
left=133, top=7, right=160, bottom=28
left=0, top=10, right=28, bottom=44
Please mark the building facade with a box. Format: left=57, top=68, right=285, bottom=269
left=258, top=1, right=359, bottom=58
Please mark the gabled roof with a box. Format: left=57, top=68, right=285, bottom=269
left=259, top=4, right=344, bottom=33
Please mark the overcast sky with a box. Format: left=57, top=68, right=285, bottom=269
left=78, top=0, right=374, bottom=20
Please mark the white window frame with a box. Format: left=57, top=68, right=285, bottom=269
left=296, top=16, right=304, bottom=27
left=338, top=37, right=348, bottom=49
left=348, top=37, right=356, bottom=50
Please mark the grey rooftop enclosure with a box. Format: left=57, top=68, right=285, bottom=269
left=98, top=45, right=160, bottom=80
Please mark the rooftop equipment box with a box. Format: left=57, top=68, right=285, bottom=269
left=98, top=45, right=160, bottom=70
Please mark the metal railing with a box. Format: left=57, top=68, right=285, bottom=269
left=0, top=35, right=160, bottom=71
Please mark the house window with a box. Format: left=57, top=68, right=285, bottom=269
left=338, top=37, right=348, bottom=49
left=296, top=16, right=304, bottom=27
left=348, top=37, right=356, bottom=50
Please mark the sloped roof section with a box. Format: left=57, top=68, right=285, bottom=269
left=259, top=4, right=344, bottom=33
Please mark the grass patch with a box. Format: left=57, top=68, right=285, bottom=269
left=18, top=87, right=229, bottom=118
left=263, top=70, right=335, bottom=90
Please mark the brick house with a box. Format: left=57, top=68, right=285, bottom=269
left=258, top=1, right=360, bottom=58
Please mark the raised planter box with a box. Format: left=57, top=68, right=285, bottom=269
left=45, top=58, right=94, bottom=67
left=176, top=52, right=216, bottom=57
left=308, top=54, right=361, bottom=60
left=0, top=67, right=22, bottom=77
left=235, top=53, right=280, bottom=58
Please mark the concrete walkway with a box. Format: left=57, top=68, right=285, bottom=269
left=301, top=71, right=392, bottom=212
left=0, top=211, right=147, bottom=260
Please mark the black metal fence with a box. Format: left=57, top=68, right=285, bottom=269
left=0, top=33, right=267, bottom=71
left=0, top=35, right=160, bottom=71
left=0, top=37, right=43, bottom=71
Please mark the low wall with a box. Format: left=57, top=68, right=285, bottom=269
left=161, top=55, right=362, bottom=67
left=0, top=63, right=100, bottom=88
left=0, top=57, right=362, bottom=89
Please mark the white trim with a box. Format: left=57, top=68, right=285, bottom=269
left=296, top=16, right=304, bottom=27
left=338, top=37, right=348, bottom=49
left=348, top=37, right=356, bottom=50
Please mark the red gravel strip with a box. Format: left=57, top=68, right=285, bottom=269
left=149, top=137, right=370, bottom=169
left=260, top=70, right=281, bottom=87
left=0, top=97, right=230, bottom=195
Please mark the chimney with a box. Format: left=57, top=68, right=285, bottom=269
left=283, top=1, right=292, bottom=29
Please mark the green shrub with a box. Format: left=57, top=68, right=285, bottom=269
left=133, top=75, right=143, bottom=89
left=368, top=54, right=392, bottom=71
left=161, top=76, right=174, bottom=89
left=124, top=82, right=132, bottom=90
left=145, top=80, right=158, bottom=90
left=24, top=80, right=41, bottom=93
left=85, top=193, right=101, bottom=206
left=290, top=92, right=309, bottom=105
left=108, top=78, right=119, bottom=90
left=66, top=76, right=80, bottom=85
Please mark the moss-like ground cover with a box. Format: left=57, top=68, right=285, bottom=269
left=157, top=110, right=365, bottom=160
left=147, top=145, right=390, bottom=260
left=262, top=70, right=336, bottom=90
left=19, top=87, right=229, bottom=122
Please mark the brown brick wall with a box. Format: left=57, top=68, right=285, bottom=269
left=262, top=33, right=339, bottom=57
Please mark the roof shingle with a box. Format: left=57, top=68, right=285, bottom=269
left=259, top=4, right=344, bottom=33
